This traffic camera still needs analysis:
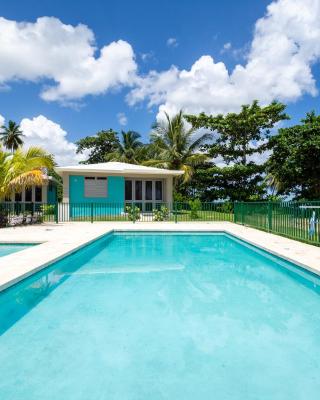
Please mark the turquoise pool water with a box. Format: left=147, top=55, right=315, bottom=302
left=0, top=232, right=320, bottom=400
left=0, top=243, right=35, bottom=257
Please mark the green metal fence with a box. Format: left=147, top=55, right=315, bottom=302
left=234, top=201, right=320, bottom=245
left=2, top=200, right=319, bottom=246
left=0, top=201, right=234, bottom=227
left=0, top=202, right=56, bottom=227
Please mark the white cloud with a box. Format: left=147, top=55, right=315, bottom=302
left=128, top=0, right=320, bottom=119
left=117, top=112, right=128, bottom=126
left=20, top=115, right=86, bottom=165
left=0, top=114, right=4, bottom=128
left=0, top=16, right=137, bottom=103
left=166, top=37, right=178, bottom=48
left=221, top=42, right=232, bottom=53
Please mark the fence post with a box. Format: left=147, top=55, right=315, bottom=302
left=91, top=202, right=94, bottom=223
left=268, top=201, right=272, bottom=232
left=174, top=202, right=177, bottom=224
left=55, top=202, right=59, bottom=224
left=133, top=203, right=136, bottom=224
left=241, top=202, right=244, bottom=225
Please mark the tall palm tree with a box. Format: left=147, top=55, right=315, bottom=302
left=0, top=121, right=24, bottom=153
left=147, top=111, right=211, bottom=183
left=0, top=146, right=54, bottom=200
left=106, top=131, right=144, bottom=164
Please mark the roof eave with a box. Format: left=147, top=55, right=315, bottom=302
left=55, top=167, right=184, bottom=177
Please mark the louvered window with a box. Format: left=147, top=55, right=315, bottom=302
left=84, top=177, right=107, bottom=198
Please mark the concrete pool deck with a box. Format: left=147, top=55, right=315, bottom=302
left=0, top=221, right=320, bottom=292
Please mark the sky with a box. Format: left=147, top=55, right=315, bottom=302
left=0, top=0, right=319, bottom=165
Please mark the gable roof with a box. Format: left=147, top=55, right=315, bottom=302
left=55, top=162, right=184, bottom=177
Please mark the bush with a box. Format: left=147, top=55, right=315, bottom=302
left=218, top=201, right=233, bottom=213
left=189, top=199, right=202, bottom=219
left=126, top=205, right=141, bottom=221
left=0, top=210, right=8, bottom=228
left=41, top=204, right=55, bottom=216
left=153, top=206, right=170, bottom=221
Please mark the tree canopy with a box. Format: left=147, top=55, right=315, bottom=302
left=146, top=111, right=211, bottom=183
left=0, top=120, right=24, bottom=153
left=185, top=101, right=289, bottom=200
left=106, top=131, right=144, bottom=164
left=0, top=146, right=54, bottom=199
left=267, top=111, right=320, bottom=199
left=72, top=105, right=320, bottom=201
left=76, top=130, right=119, bottom=164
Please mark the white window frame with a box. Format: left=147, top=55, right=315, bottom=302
left=125, top=179, right=165, bottom=204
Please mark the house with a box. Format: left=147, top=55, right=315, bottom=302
left=55, top=162, right=183, bottom=217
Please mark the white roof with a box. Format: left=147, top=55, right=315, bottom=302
left=55, top=162, right=184, bottom=177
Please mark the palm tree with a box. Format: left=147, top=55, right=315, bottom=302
left=106, top=131, right=144, bottom=164
left=0, top=121, right=24, bottom=153
left=147, top=111, right=211, bottom=183
left=0, top=146, right=54, bottom=200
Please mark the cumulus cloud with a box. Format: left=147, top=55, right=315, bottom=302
left=128, top=0, right=320, bottom=119
left=20, top=115, right=86, bottom=165
left=166, top=37, right=178, bottom=48
left=0, top=16, right=137, bottom=103
left=117, top=112, right=128, bottom=126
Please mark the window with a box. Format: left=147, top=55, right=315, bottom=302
left=35, top=186, right=42, bottom=202
left=125, top=180, right=132, bottom=200
left=145, top=181, right=152, bottom=201
left=155, top=181, right=163, bottom=201
left=84, top=176, right=107, bottom=198
left=25, top=187, right=32, bottom=202
left=135, top=181, right=142, bottom=201
left=15, top=192, right=22, bottom=202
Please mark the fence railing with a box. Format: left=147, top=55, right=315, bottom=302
left=2, top=200, right=320, bottom=246
left=0, top=202, right=56, bottom=227
left=0, top=201, right=234, bottom=227
left=234, top=201, right=320, bottom=245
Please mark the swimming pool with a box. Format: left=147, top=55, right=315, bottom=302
left=0, top=232, right=319, bottom=399
left=0, top=243, right=36, bottom=257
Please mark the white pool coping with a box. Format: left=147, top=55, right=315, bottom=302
left=0, top=221, right=320, bottom=292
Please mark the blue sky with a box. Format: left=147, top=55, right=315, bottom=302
left=0, top=0, right=319, bottom=164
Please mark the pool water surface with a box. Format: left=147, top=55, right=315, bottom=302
left=0, top=232, right=319, bottom=400
left=0, top=243, right=36, bottom=257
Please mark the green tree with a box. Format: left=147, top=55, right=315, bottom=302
left=187, top=162, right=266, bottom=201
left=76, top=130, right=119, bottom=164
left=147, top=111, right=211, bottom=183
left=0, top=120, right=24, bottom=153
left=106, top=131, right=144, bottom=164
left=186, top=101, right=289, bottom=200
left=267, top=111, right=320, bottom=199
left=0, top=146, right=54, bottom=199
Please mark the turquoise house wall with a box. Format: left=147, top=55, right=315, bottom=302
left=47, top=184, right=57, bottom=204
left=69, top=175, right=125, bottom=218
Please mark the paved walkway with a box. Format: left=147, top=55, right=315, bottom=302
left=0, top=221, right=320, bottom=291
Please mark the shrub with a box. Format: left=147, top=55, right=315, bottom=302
left=189, top=199, right=202, bottom=219
left=153, top=206, right=170, bottom=221
left=41, top=204, right=55, bottom=216
left=218, top=201, right=233, bottom=213
left=126, top=205, right=141, bottom=221
left=0, top=210, right=8, bottom=228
